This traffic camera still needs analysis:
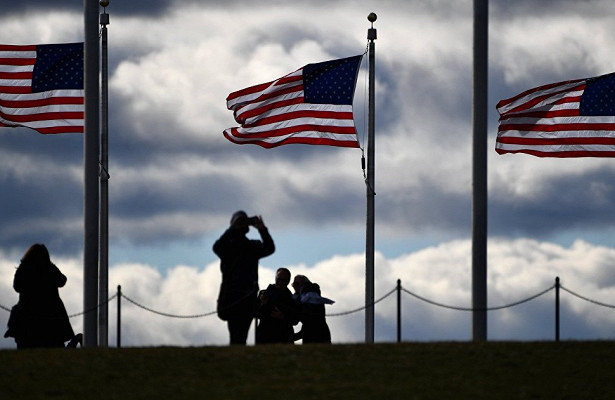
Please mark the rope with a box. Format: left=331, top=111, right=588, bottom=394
left=401, top=284, right=555, bottom=312
left=560, top=285, right=615, bottom=309
left=121, top=294, right=218, bottom=319
left=327, top=287, right=397, bottom=317
left=67, top=293, right=119, bottom=318
left=120, top=285, right=260, bottom=319
left=2, top=280, right=614, bottom=320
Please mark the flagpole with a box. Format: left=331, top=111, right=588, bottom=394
left=365, top=12, right=377, bottom=344
left=98, top=0, right=110, bottom=347
left=84, top=0, right=101, bottom=348
left=472, top=0, right=488, bottom=342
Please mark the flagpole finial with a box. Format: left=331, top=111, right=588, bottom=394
left=367, top=12, right=377, bottom=26
left=367, top=13, right=377, bottom=41
left=100, top=0, right=110, bottom=26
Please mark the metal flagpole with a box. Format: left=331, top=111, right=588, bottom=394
left=84, top=0, right=101, bottom=348
left=98, top=0, right=110, bottom=347
left=365, top=12, right=377, bottom=344
left=472, top=0, right=488, bottom=342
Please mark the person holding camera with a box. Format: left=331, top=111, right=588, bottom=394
left=214, top=210, right=275, bottom=345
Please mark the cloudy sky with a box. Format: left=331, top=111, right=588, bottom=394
left=2, top=0, right=615, bottom=348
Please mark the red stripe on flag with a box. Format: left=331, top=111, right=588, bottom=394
left=243, top=110, right=355, bottom=128
left=0, top=110, right=84, bottom=123
left=0, top=58, right=36, bottom=66
left=0, top=86, right=32, bottom=94
left=0, top=96, right=84, bottom=108
left=0, top=71, right=33, bottom=79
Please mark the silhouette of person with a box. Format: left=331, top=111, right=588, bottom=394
left=256, top=267, right=297, bottom=344
left=4, top=244, right=76, bottom=349
left=292, top=275, right=333, bottom=344
left=214, top=211, right=275, bottom=345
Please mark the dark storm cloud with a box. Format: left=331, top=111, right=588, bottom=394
left=491, top=0, right=604, bottom=18
left=3, top=0, right=615, bottom=258
left=0, top=130, right=83, bottom=255
left=4, top=0, right=181, bottom=17
left=3, top=0, right=333, bottom=18
left=377, top=179, right=471, bottom=238
left=490, top=169, right=615, bottom=239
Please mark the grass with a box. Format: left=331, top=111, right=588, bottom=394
left=1, top=341, right=614, bottom=399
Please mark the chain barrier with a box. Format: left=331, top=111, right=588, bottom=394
left=121, top=294, right=218, bottom=319
left=1, top=280, right=614, bottom=320
left=68, top=293, right=119, bottom=318
left=402, top=284, right=555, bottom=312
left=560, top=285, right=615, bottom=309
left=327, top=287, right=397, bottom=317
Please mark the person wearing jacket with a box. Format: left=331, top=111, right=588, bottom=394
left=256, top=268, right=297, bottom=344
left=5, top=244, right=75, bottom=349
left=213, top=211, right=275, bottom=345
left=292, top=274, right=333, bottom=344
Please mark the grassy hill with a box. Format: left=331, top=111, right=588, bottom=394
left=1, top=341, right=614, bottom=399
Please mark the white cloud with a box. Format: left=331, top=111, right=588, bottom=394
left=4, top=0, right=615, bottom=348
left=3, top=238, right=615, bottom=349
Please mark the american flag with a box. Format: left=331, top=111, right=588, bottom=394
left=0, top=43, right=84, bottom=134
left=223, top=55, right=363, bottom=148
left=496, top=72, right=615, bottom=157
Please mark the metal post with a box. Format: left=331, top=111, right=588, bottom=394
left=397, top=279, right=401, bottom=343
left=83, top=0, right=101, bottom=348
left=365, top=12, right=377, bottom=344
left=471, top=0, right=488, bottom=342
left=117, top=285, right=121, bottom=348
left=98, top=0, right=110, bottom=348
left=555, top=277, right=560, bottom=342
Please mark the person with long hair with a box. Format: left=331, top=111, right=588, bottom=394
left=5, top=244, right=77, bottom=348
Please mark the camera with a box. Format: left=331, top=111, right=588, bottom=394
left=247, top=216, right=259, bottom=226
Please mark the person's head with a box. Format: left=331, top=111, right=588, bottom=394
left=230, top=210, right=249, bottom=234
left=21, top=243, right=51, bottom=266
left=292, top=274, right=310, bottom=294
left=275, top=267, right=291, bottom=289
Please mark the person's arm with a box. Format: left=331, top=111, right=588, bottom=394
left=253, top=216, right=275, bottom=257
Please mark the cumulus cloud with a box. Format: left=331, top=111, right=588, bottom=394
left=3, top=238, right=615, bottom=348
left=4, top=0, right=615, bottom=345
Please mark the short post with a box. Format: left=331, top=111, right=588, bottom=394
left=397, top=279, right=401, bottom=343
left=117, top=285, right=122, bottom=348
left=555, top=277, right=560, bottom=342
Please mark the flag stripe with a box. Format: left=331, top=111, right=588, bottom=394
left=223, top=55, right=362, bottom=148
left=0, top=43, right=84, bottom=135
left=496, top=72, right=615, bottom=157
left=243, top=109, right=355, bottom=128
left=223, top=129, right=359, bottom=148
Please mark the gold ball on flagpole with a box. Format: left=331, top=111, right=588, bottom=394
left=100, top=0, right=110, bottom=7
left=367, top=13, right=377, bottom=23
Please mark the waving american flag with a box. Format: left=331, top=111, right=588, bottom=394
left=0, top=43, right=84, bottom=135
left=224, top=55, right=363, bottom=148
left=496, top=72, right=615, bottom=157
